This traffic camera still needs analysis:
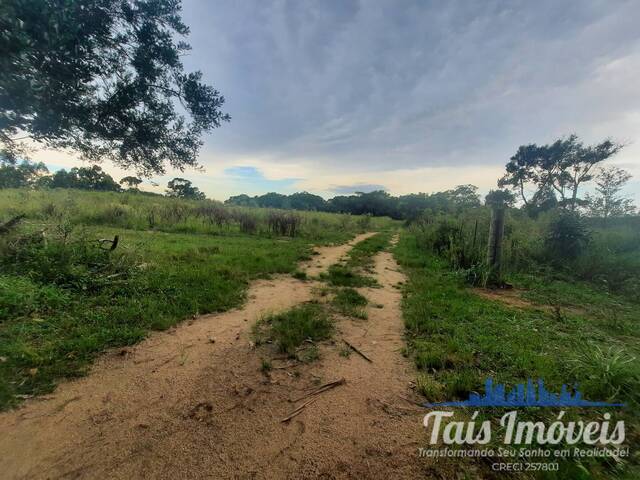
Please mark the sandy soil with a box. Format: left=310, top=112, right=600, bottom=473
left=0, top=233, right=433, bottom=479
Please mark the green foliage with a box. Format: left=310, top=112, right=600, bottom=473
left=570, top=345, right=639, bottom=404
left=0, top=188, right=392, bottom=242
left=47, top=165, right=121, bottom=191
left=545, top=212, right=591, bottom=262
left=0, top=188, right=390, bottom=409
left=323, top=264, right=376, bottom=287
left=166, top=178, right=205, bottom=200
left=120, top=176, right=142, bottom=190
left=226, top=185, right=481, bottom=220
left=332, top=288, right=368, bottom=319
left=484, top=189, right=515, bottom=208
left=322, top=232, right=391, bottom=287
left=585, top=166, right=636, bottom=220
left=395, top=231, right=640, bottom=476
left=1, top=0, right=229, bottom=174
left=256, top=304, right=333, bottom=356
left=499, top=134, right=623, bottom=212
left=410, top=205, right=639, bottom=296
left=0, top=160, right=48, bottom=188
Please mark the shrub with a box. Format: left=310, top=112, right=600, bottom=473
left=267, top=211, right=301, bottom=237
left=545, top=212, right=591, bottom=262
left=235, top=212, right=258, bottom=234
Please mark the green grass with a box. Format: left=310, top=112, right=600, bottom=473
left=321, top=231, right=393, bottom=287
left=0, top=188, right=397, bottom=410
left=252, top=303, right=333, bottom=356
left=331, top=287, right=368, bottom=319
left=322, top=264, right=377, bottom=287
left=0, top=226, right=321, bottom=409
left=395, top=232, right=640, bottom=479
left=345, top=231, right=393, bottom=270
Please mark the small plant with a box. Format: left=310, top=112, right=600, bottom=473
left=416, top=374, right=443, bottom=402
left=256, top=303, right=333, bottom=356
left=260, top=359, right=272, bottom=373
left=570, top=345, right=639, bottom=404
left=339, top=345, right=352, bottom=358
left=297, top=345, right=319, bottom=363
left=323, top=265, right=376, bottom=287
left=292, top=270, right=307, bottom=280
left=332, top=288, right=368, bottom=319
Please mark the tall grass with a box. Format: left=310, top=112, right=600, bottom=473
left=408, top=207, right=640, bottom=297
left=0, top=188, right=396, bottom=242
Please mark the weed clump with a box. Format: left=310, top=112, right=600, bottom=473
left=323, top=265, right=376, bottom=287
left=332, top=288, right=368, bottom=319
left=254, top=303, right=333, bottom=356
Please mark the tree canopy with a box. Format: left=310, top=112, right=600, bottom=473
left=1, top=0, right=230, bottom=174
left=585, top=166, right=636, bottom=220
left=166, top=177, right=205, bottom=199
left=0, top=159, right=48, bottom=188
left=499, top=135, right=623, bottom=212
left=49, top=165, right=122, bottom=191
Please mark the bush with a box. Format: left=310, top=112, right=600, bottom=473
left=267, top=211, right=301, bottom=237
left=544, top=212, right=591, bottom=262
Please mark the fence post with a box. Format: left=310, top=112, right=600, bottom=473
left=486, top=205, right=505, bottom=286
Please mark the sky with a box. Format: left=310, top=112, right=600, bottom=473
left=35, top=0, right=640, bottom=202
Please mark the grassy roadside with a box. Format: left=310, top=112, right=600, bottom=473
left=394, top=232, right=640, bottom=479
left=0, top=224, right=351, bottom=410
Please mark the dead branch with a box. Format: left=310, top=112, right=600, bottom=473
left=343, top=339, right=373, bottom=363
left=291, top=378, right=346, bottom=403
left=280, top=397, right=318, bottom=423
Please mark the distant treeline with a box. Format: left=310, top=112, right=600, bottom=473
left=225, top=185, right=482, bottom=220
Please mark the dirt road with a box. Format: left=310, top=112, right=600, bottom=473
left=0, top=233, right=431, bottom=479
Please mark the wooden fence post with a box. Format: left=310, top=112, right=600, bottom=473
left=486, top=205, right=505, bottom=286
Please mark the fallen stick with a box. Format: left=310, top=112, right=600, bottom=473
left=280, top=397, right=318, bottom=423
left=343, top=339, right=373, bottom=363
left=291, top=378, right=346, bottom=403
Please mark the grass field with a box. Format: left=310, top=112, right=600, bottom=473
left=0, top=188, right=395, bottom=409
left=395, top=231, right=640, bottom=478
left=2, top=186, right=639, bottom=478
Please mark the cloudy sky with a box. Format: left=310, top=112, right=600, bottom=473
left=38, top=0, right=640, bottom=201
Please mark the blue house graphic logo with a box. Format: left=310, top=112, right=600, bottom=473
left=424, top=378, right=625, bottom=408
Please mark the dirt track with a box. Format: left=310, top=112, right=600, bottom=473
left=0, top=233, right=432, bottom=479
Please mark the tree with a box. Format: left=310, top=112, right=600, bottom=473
left=1, top=0, right=230, bottom=175
left=288, top=192, right=327, bottom=211
left=485, top=189, right=516, bottom=208
left=50, top=165, right=121, bottom=191
left=499, top=135, right=623, bottom=212
left=166, top=178, right=205, bottom=199
left=585, top=166, right=636, bottom=221
left=120, top=176, right=143, bottom=190
left=0, top=159, right=48, bottom=188
left=446, top=184, right=481, bottom=208
left=225, top=194, right=258, bottom=207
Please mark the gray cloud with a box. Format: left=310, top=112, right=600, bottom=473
left=177, top=0, right=640, bottom=187
left=330, top=183, right=387, bottom=195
